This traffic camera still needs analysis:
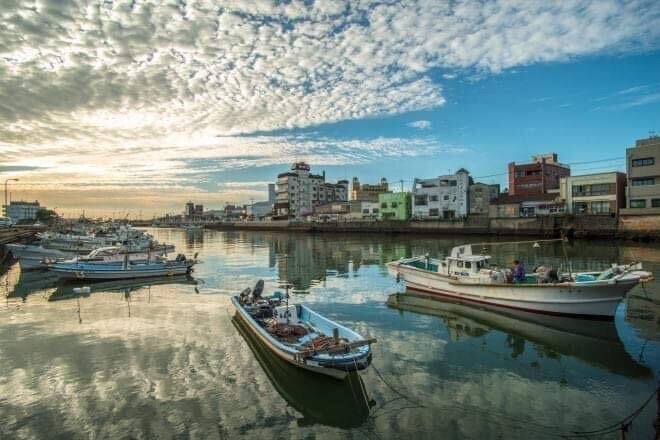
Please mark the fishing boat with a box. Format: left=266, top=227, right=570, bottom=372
left=232, top=315, right=372, bottom=427
left=387, top=241, right=654, bottom=319
left=48, top=253, right=197, bottom=280
left=7, top=243, right=173, bottom=270
left=232, top=280, right=375, bottom=380
left=6, top=243, right=72, bottom=270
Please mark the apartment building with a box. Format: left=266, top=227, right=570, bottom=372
left=469, top=183, right=500, bottom=215
left=625, top=136, right=660, bottom=213
left=275, top=162, right=348, bottom=219
left=412, top=169, right=470, bottom=219
left=508, top=153, right=570, bottom=197
left=351, top=177, right=389, bottom=202
left=559, top=172, right=626, bottom=215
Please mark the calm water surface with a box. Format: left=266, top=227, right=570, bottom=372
left=1, top=229, right=658, bottom=439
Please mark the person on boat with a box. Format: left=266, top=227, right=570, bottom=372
left=512, top=260, right=525, bottom=283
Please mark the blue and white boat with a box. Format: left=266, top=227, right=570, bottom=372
left=232, top=281, right=375, bottom=380
left=48, top=254, right=196, bottom=280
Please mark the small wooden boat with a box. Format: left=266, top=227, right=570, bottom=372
left=232, top=280, right=375, bottom=380
left=387, top=242, right=654, bottom=319
left=48, top=253, right=197, bottom=280
left=232, top=315, right=373, bottom=427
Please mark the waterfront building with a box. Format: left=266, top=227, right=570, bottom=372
left=559, top=172, right=626, bottom=215
left=275, top=162, right=349, bottom=220
left=351, top=177, right=389, bottom=202
left=348, top=200, right=380, bottom=220
left=624, top=135, right=660, bottom=213
left=224, top=204, right=244, bottom=219
left=508, top=153, right=570, bottom=197
left=313, top=201, right=351, bottom=221
left=5, top=200, right=41, bottom=222
left=412, top=169, right=470, bottom=220
left=489, top=194, right=564, bottom=218
left=469, top=183, right=500, bottom=215
left=247, top=201, right=273, bottom=220
left=194, top=204, right=203, bottom=215
left=378, top=192, right=412, bottom=221
left=185, top=201, right=195, bottom=217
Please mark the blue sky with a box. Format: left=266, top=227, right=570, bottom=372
left=212, top=51, right=660, bottom=192
left=1, top=0, right=659, bottom=216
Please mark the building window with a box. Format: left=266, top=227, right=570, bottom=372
left=381, top=203, right=387, bottom=209
left=414, top=195, right=428, bottom=206
left=391, top=202, right=398, bottom=208
left=429, top=208, right=439, bottom=216
left=652, top=199, right=660, bottom=208
left=572, top=183, right=614, bottom=196
left=631, top=178, right=655, bottom=186
left=630, top=199, right=646, bottom=208
left=429, top=195, right=439, bottom=201
left=443, top=195, right=449, bottom=201
left=450, top=180, right=457, bottom=187
left=632, top=157, right=654, bottom=167
left=590, top=201, right=611, bottom=214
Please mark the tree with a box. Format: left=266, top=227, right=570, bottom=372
left=35, top=208, right=58, bottom=223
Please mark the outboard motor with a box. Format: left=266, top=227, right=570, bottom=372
left=239, top=287, right=252, bottom=304
left=252, top=279, right=264, bottom=301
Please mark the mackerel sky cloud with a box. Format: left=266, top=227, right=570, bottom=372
left=1, top=0, right=659, bottom=215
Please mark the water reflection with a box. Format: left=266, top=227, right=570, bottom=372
left=0, top=229, right=658, bottom=439
left=232, top=315, right=374, bottom=428
left=48, top=275, right=198, bottom=302
left=388, top=291, right=651, bottom=378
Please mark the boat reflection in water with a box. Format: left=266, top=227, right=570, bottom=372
left=388, top=290, right=651, bottom=379
left=48, top=275, right=198, bottom=302
left=232, top=315, right=374, bottom=428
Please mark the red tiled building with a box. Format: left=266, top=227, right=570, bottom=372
left=508, top=153, right=570, bottom=197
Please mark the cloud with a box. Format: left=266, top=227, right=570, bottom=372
left=1, top=132, right=463, bottom=215
left=407, top=120, right=432, bottom=130
left=1, top=0, right=659, bottom=212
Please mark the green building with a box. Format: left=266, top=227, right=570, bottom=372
left=378, top=192, right=412, bottom=221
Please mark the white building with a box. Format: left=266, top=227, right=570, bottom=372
left=6, top=200, right=41, bottom=222
left=275, top=162, right=349, bottom=219
left=412, top=169, right=470, bottom=219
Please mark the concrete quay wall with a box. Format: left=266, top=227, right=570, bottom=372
left=200, top=215, right=658, bottom=240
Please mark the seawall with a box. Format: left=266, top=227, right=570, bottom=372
left=195, top=214, right=659, bottom=241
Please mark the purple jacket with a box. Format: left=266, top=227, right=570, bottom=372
left=512, top=264, right=525, bottom=281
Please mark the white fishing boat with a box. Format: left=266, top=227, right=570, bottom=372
left=56, top=246, right=168, bottom=264
left=232, top=280, right=375, bottom=380
left=387, top=242, right=654, bottom=319
left=7, top=243, right=174, bottom=270
left=48, top=253, right=197, bottom=280
left=6, top=243, right=73, bottom=270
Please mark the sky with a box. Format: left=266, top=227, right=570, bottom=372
left=1, top=0, right=660, bottom=218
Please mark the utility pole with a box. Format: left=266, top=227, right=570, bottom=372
left=4, top=178, right=19, bottom=219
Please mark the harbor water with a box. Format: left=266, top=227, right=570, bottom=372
left=1, top=229, right=658, bottom=439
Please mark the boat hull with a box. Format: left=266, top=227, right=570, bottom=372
left=49, top=264, right=192, bottom=280
left=6, top=244, right=72, bottom=270
left=231, top=296, right=372, bottom=380
left=388, top=262, right=638, bottom=319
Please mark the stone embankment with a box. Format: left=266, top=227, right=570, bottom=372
left=199, top=214, right=659, bottom=241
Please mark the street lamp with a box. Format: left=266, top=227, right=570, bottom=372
left=4, top=178, right=19, bottom=220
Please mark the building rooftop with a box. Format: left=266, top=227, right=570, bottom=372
left=635, top=135, right=660, bottom=148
